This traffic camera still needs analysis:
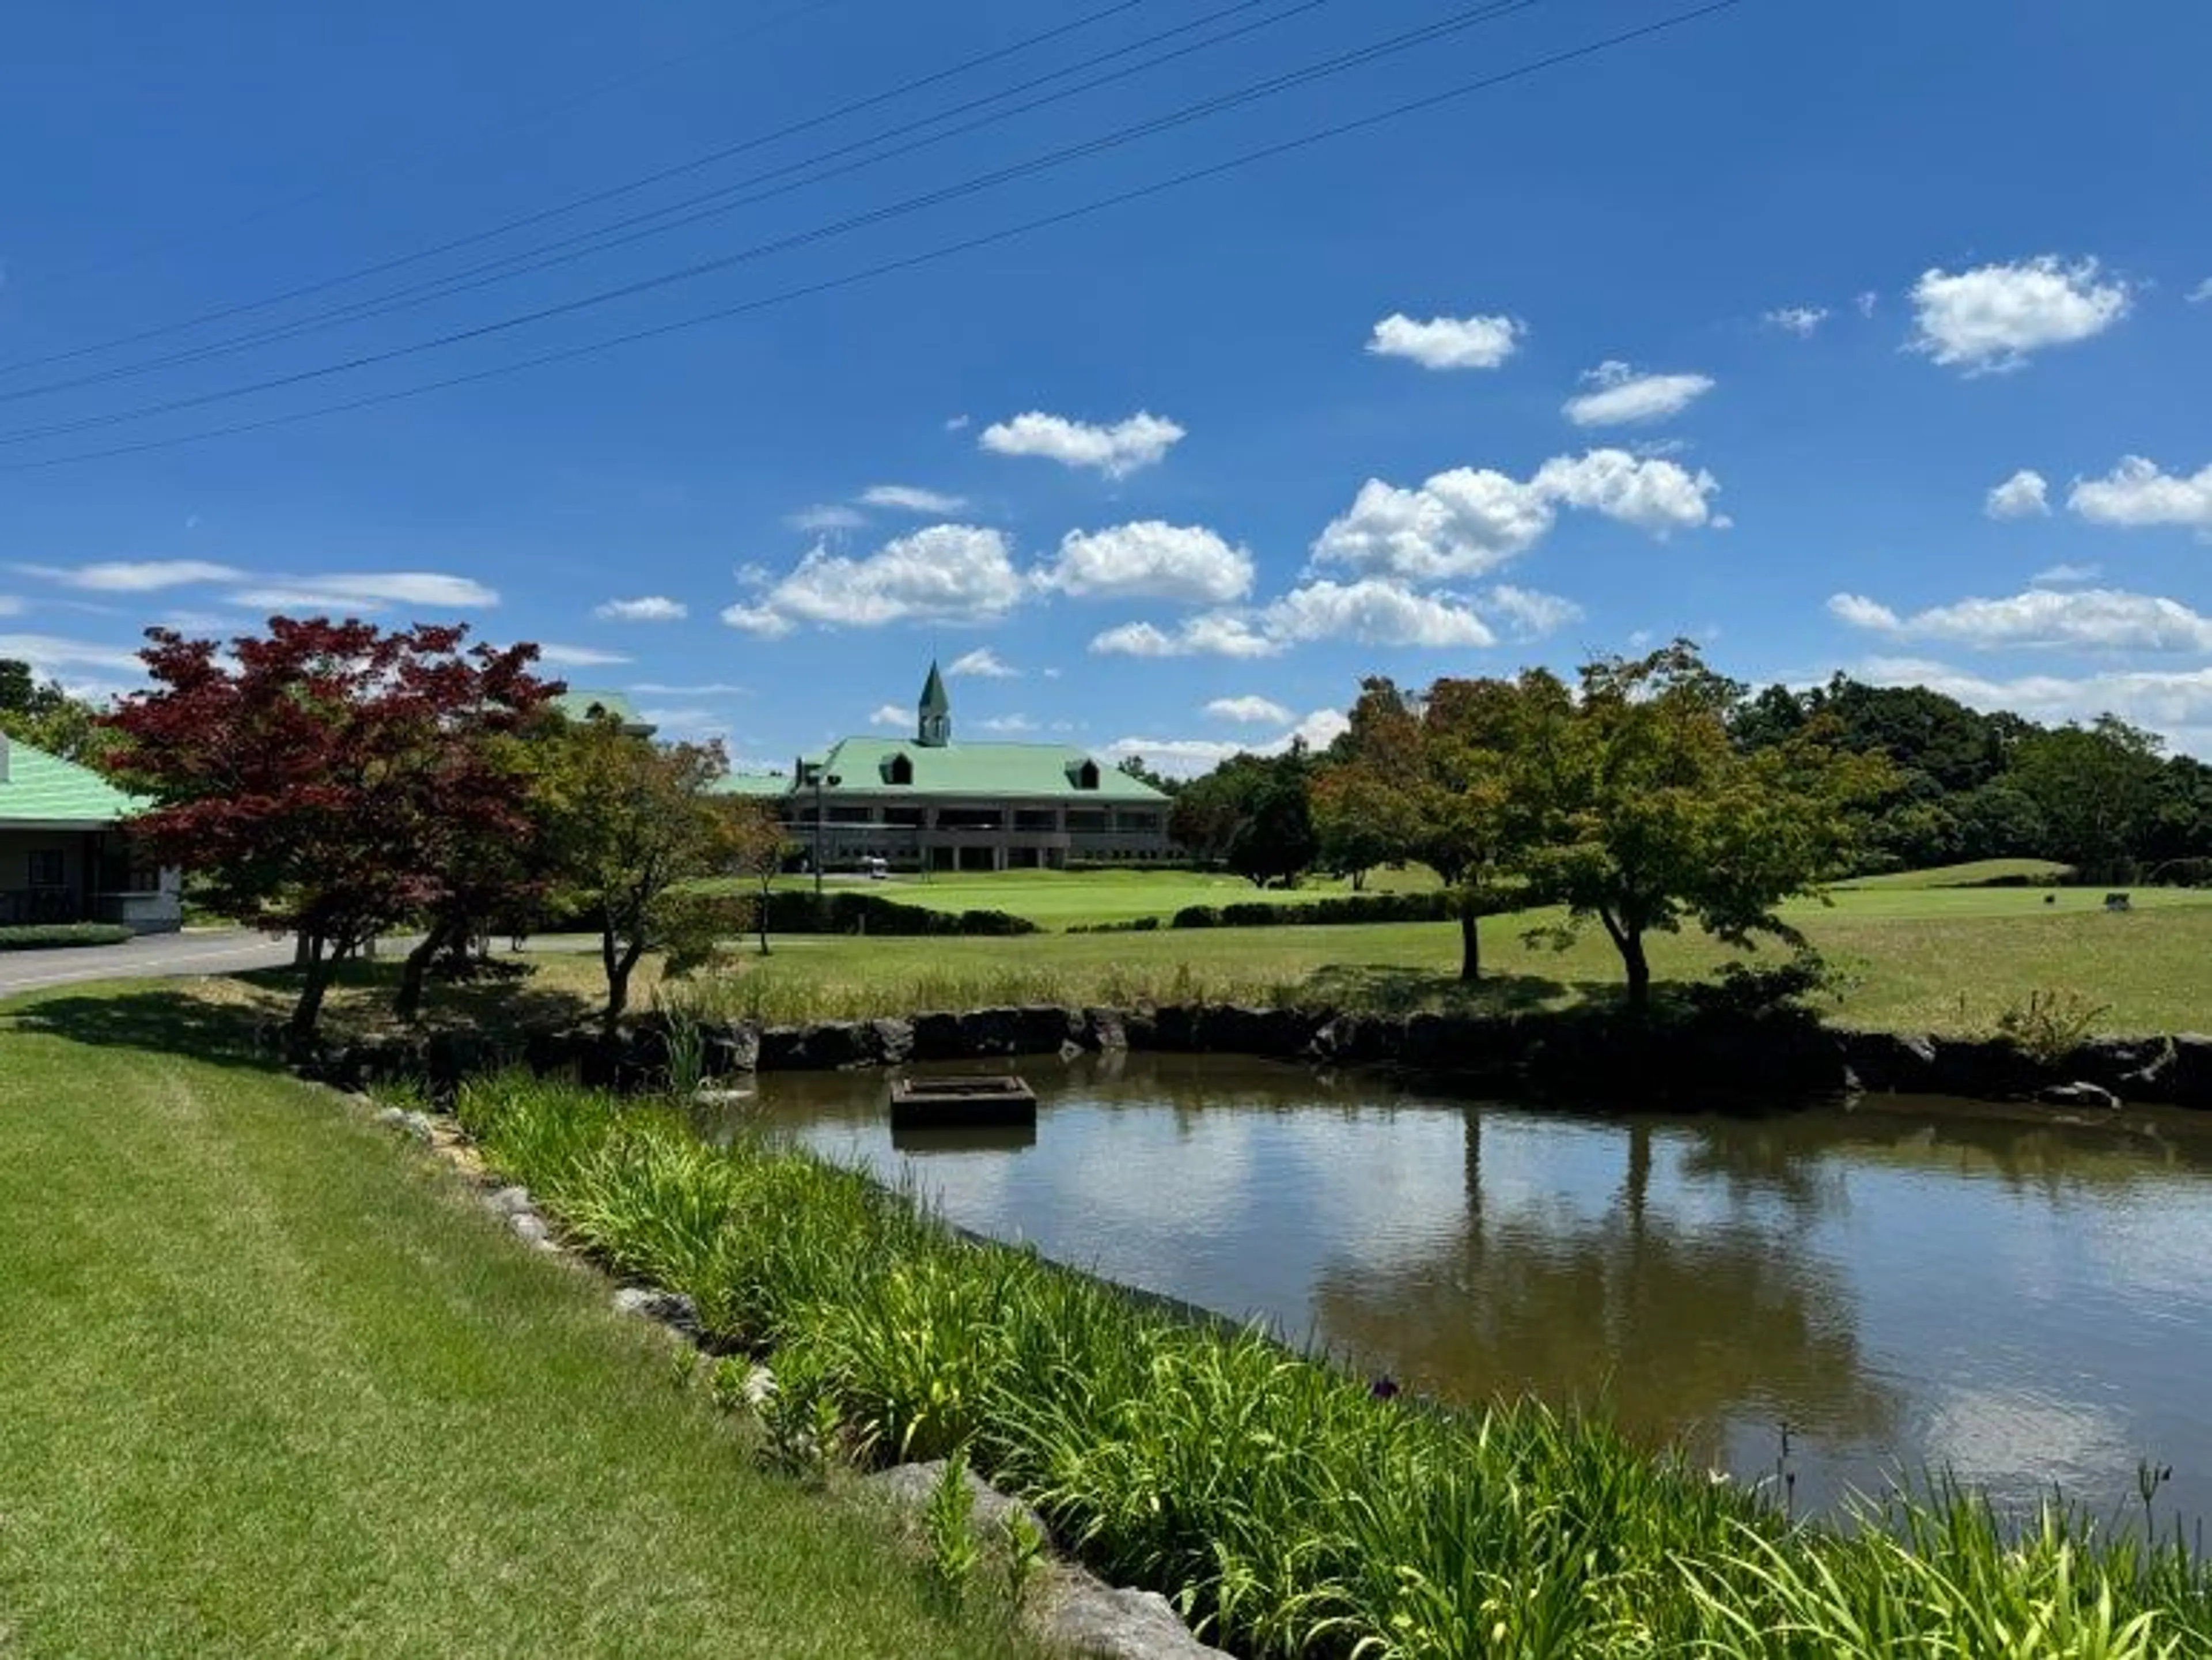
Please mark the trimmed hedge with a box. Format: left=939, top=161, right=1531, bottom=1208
left=0, top=922, right=135, bottom=951
left=1169, top=890, right=1455, bottom=930
left=758, top=890, right=1037, bottom=937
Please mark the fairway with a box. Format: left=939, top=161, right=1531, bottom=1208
left=0, top=1001, right=1039, bottom=1660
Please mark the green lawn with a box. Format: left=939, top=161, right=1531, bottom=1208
left=724, top=865, right=1441, bottom=929
left=657, top=884, right=2212, bottom=1037
left=0, top=1000, right=1040, bottom=1659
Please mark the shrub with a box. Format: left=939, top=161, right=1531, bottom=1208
left=1166, top=891, right=1454, bottom=930
left=1995, top=988, right=2111, bottom=1064
left=755, top=891, right=1037, bottom=938
left=0, top=922, right=134, bottom=951
left=1171, top=905, right=1221, bottom=929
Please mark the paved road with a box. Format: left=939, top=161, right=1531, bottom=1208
left=0, top=929, right=298, bottom=995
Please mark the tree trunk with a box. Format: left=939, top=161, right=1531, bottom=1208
left=395, top=920, right=450, bottom=1022
left=1351, top=867, right=1368, bottom=893
left=1457, top=901, right=1481, bottom=984
left=1621, top=929, right=1652, bottom=1009
left=755, top=886, right=771, bottom=956
left=1600, top=907, right=1652, bottom=1009
left=287, top=935, right=335, bottom=1049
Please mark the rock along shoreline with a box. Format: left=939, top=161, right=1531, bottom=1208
left=305, top=1001, right=2212, bottom=1113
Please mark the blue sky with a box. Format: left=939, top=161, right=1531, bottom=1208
left=2, top=0, right=2209, bottom=770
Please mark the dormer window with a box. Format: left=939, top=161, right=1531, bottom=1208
left=1068, top=758, right=1100, bottom=790
left=884, top=752, right=914, bottom=786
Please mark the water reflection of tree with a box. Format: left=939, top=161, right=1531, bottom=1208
left=1311, top=1111, right=1900, bottom=1458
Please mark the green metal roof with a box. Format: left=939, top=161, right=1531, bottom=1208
left=551, top=688, right=650, bottom=731
left=801, top=737, right=1166, bottom=802
left=0, top=734, right=146, bottom=827
left=708, top=771, right=795, bottom=799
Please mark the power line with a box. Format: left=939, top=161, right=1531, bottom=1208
left=0, top=0, right=1153, bottom=380
left=0, top=0, right=1547, bottom=448
left=22, top=0, right=853, bottom=292
left=2, top=0, right=1748, bottom=474
left=0, top=0, right=1318, bottom=407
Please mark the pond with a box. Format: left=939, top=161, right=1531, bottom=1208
left=748, top=1052, right=2212, bottom=1530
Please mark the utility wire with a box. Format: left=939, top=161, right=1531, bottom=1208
left=2, top=0, right=1748, bottom=474
left=24, top=0, right=853, bottom=292
left=0, top=0, right=1319, bottom=407
left=0, top=0, right=1152, bottom=379
left=0, top=0, right=1547, bottom=447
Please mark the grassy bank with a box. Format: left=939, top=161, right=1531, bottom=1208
left=451, top=1069, right=2212, bottom=1659
left=0, top=999, right=1041, bottom=1659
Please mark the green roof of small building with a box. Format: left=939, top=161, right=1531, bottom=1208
left=709, top=771, right=795, bottom=799
left=0, top=733, right=146, bottom=827
left=800, top=736, right=1166, bottom=802
left=551, top=689, right=650, bottom=732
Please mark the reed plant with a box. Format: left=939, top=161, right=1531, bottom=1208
left=445, top=1070, right=2212, bottom=1659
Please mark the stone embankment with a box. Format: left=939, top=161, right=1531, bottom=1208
left=316, top=1003, right=2212, bottom=1111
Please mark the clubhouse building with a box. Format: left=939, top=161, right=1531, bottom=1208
left=720, top=663, right=1175, bottom=872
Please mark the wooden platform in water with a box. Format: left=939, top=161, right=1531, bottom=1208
left=888, top=1073, right=1037, bottom=1130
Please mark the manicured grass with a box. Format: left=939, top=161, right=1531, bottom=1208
left=1834, top=857, right=2074, bottom=890
left=0, top=999, right=1041, bottom=1659
left=664, top=890, right=2212, bottom=1037
left=722, top=866, right=1442, bottom=929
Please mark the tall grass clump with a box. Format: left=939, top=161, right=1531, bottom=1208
left=445, top=1071, right=2212, bottom=1658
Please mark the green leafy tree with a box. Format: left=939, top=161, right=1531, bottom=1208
left=728, top=796, right=796, bottom=955
left=0, top=659, right=124, bottom=770
left=2005, top=716, right=2164, bottom=882
left=1225, top=763, right=1316, bottom=889
left=533, top=713, right=745, bottom=1031
left=1521, top=642, right=1892, bottom=1009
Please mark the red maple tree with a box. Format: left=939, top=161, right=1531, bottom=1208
left=106, top=618, right=558, bottom=1044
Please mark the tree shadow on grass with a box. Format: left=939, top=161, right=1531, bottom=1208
left=6, top=961, right=603, bottom=1074
left=3, top=986, right=283, bottom=1072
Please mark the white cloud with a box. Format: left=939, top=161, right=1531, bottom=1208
left=1365, top=312, right=1524, bottom=370
left=0, top=633, right=145, bottom=674
left=1041, top=521, right=1254, bottom=604
left=629, top=681, right=750, bottom=695
left=636, top=707, right=728, bottom=742
left=975, top=713, right=1038, bottom=733
left=226, top=571, right=498, bottom=613
left=1908, top=255, right=2131, bottom=373
left=0, top=596, right=20, bottom=617
left=1984, top=469, right=2050, bottom=520
left=1104, top=706, right=1350, bottom=778
left=944, top=414, right=971, bottom=432
left=2187, top=279, right=2212, bottom=305
left=2067, top=456, right=2212, bottom=534
left=1310, top=467, right=1552, bottom=582
left=868, top=703, right=908, bottom=728
left=719, top=602, right=795, bottom=638
left=1263, top=579, right=1495, bottom=649
left=594, top=595, right=688, bottom=622
left=1855, top=656, right=2212, bottom=754
left=1483, top=584, right=1584, bottom=641
left=1562, top=361, right=1715, bottom=426
left=787, top=504, right=868, bottom=532
left=1828, top=586, right=2212, bottom=652
left=2028, top=563, right=2100, bottom=587
left=860, top=484, right=967, bottom=514
left=947, top=646, right=1018, bottom=678
left=1530, top=449, right=1721, bottom=535
left=535, top=643, right=634, bottom=667
left=727, top=525, right=1025, bottom=633
left=978, top=410, right=1184, bottom=478
left=1206, top=695, right=1293, bottom=725
left=1855, top=290, right=1879, bottom=318
left=1764, top=306, right=1828, bottom=337
left=15, top=559, right=243, bottom=591
left=1088, top=616, right=1279, bottom=660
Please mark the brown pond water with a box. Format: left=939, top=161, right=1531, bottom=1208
left=748, top=1052, right=2212, bottom=1528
